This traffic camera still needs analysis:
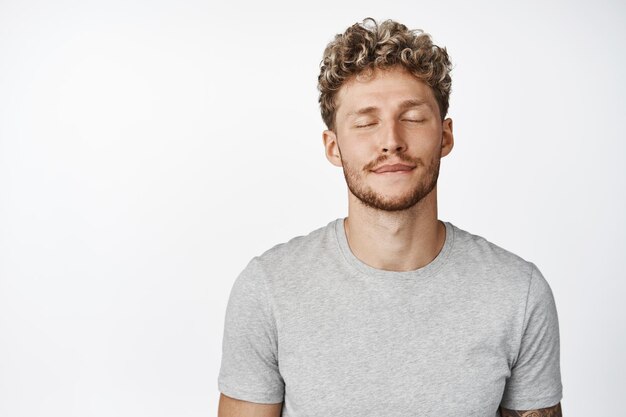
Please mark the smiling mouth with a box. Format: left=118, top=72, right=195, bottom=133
left=372, top=166, right=416, bottom=174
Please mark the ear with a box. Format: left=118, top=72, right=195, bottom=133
left=322, top=129, right=343, bottom=168
left=440, top=118, right=454, bottom=158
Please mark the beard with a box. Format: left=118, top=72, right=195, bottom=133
left=339, top=147, right=441, bottom=212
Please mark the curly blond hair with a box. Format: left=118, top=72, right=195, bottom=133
left=318, top=18, right=452, bottom=130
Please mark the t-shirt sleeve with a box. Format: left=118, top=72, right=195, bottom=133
left=500, top=262, right=563, bottom=410
left=217, top=257, right=285, bottom=403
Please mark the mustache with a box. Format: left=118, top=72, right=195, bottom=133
left=364, top=154, right=421, bottom=171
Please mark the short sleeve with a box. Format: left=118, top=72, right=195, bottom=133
left=218, top=257, right=285, bottom=403
left=500, top=263, right=563, bottom=410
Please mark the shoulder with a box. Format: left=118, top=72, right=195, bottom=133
left=259, top=220, right=332, bottom=261
left=446, top=222, right=540, bottom=290
left=226, top=221, right=336, bottom=320
left=245, top=218, right=339, bottom=280
left=450, top=222, right=531, bottom=268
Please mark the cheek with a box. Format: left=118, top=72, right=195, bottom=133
left=422, top=140, right=442, bottom=154
left=337, top=137, right=370, bottom=162
left=344, top=149, right=372, bottom=169
left=410, top=128, right=443, bottom=153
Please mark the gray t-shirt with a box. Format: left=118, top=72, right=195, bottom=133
left=218, top=218, right=563, bottom=416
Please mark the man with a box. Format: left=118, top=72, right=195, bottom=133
left=218, top=18, right=563, bottom=417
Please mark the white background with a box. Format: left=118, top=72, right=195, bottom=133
left=1, top=0, right=624, bottom=416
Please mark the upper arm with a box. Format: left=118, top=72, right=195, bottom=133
left=218, top=393, right=283, bottom=417
left=500, top=263, right=563, bottom=409
left=500, top=402, right=562, bottom=416
left=218, top=258, right=285, bottom=403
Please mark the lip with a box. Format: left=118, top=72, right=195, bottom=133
left=372, top=163, right=416, bottom=174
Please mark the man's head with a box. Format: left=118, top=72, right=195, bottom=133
left=318, top=18, right=454, bottom=212
left=318, top=18, right=452, bottom=132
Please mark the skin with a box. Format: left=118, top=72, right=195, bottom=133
left=218, top=393, right=283, bottom=417
left=500, top=403, right=563, bottom=416
left=322, top=65, right=452, bottom=272
left=218, top=64, right=563, bottom=416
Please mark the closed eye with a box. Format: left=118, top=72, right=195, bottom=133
left=403, top=119, right=425, bottom=123
left=355, top=123, right=377, bottom=128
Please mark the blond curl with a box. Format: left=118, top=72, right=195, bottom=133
left=318, top=18, right=452, bottom=130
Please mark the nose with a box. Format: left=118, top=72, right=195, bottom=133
left=380, top=120, right=407, bottom=154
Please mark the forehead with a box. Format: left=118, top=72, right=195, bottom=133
left=335, top=66, right=437, bottom=117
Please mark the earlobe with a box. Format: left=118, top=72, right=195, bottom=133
left=322, top=130, right=343, bottom=167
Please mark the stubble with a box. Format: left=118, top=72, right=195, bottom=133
left=339, top=147, right=442, bottom=212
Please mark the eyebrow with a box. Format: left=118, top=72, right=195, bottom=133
left=345, top=99, right=429, bottom=118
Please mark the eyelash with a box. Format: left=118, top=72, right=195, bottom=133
left=356, top=119, right=424, bottom=128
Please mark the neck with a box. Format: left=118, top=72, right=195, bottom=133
left=343, top=186, right=445, bottom=272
